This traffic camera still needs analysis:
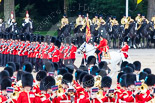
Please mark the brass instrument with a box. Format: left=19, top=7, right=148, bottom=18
left=96, top=89, right=104, bottom=99
left=55, top=75, right=63, bottom=86
left=139, top=80, right=148, bottom=94
left=94, top=75, right=102, bottom=88
left=10, top=91, right=19, bottom=100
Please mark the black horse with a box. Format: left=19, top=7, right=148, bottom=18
left=139, top=21, right=154, bottom=48
left=127, top=22, right=138, bottom=48
left=57, top=24, right=72, bottom=42
left=22, top=22, right=33, bottom=34
left=98, top=23, right=112, bottom=46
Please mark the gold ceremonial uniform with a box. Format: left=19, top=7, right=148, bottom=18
left=141, top=18, right=149, bottom=24
left=80, top=18, right=92, bottom=31
left=111, top=19, right=119, bottom=26
left=75, top=17, right=83, bottom=28
left=95, top=18, right=106, bottom=30
left=135, top=16, right=141, bottom=23
left=151, top=16, right=155, bottom=29
left=92, top=18, right=100, bottom=25
left=60, top=18, right=69, bottom=29
left=121, top=17, right=128, bottom=25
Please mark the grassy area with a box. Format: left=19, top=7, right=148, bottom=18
left=34, top=31, right=57, bottom=36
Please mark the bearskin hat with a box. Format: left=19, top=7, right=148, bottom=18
left=126, top=63, right=135, bottom=72
left=145, top=74, right=155, bottom=86
left=17, top=71, right=25, bottom=81
left=97, top=69, right=107, bottom=77
left=79, top=65, right=88, bottom=72
left=23, top=62, right=33, bottom=73
left=41, top=35, right=45, bottom=42
left=82, top=74, right=94, bottom=88
left=121, top=61, right=128, bottom=69
left=133, top=61, right=141, bottom=71
left=57, top=69, right=68, bottom=75
left=139, top=72, right=148, bottom=81
left=55, top=39, right=61, bottom=48
left=98, top=61, right=109, bottom=70
left=79, top=71, right=88, bottom=84
left=62, top=73, right=73, bottom=84
left=15, top=62, right=20, bottom=71
left=75, top=70, right=83, bottom=81
left=90, top=66, right=99, bottom=76
left=51, top=36, right=56, bottom=43
left=65, top=37, right=71, bottom=44
left=122, top=66, right=133, bottom=74
left=36, top=70, right=47, bottom=81
left=126, top=73, right=136, bottom=87
left=0, top=70, right=10, bottom=80
left=4, top=66, right=14, bottom=77
left=87, top=56, right=96, bottom=65
left=22, top=72, right=33, bottom=87
left=0, top=77, right=12, bottom=90
left=66, top=65, right=74, bottom=74
left=143, top=68, right=151, bottom=74
left=53, top=62, right=59, bottom=71
left=40, top=79, right=46, bottom=91
left=119, top=74, right=127, bottom=87
left=44, top=61, right=55, bottom=72
left=117, top=72, right=125, bottom=83
left=71, top=38, right=76, bottom=45
left=101, top=76, right=112, bottom=88
left=100, top=34, right=107, bottom=39
left=6, top=62, right=16, bottom=72
left=43, top=76, right=55, bottom=90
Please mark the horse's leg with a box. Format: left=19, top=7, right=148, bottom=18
left=133, top=37, right=136, bottom=49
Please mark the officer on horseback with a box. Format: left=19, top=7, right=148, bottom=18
left=121, top=15, right=128, bottom=28
left=74, top=13, right=83, bottom=32
left=7, top=11, right=17, bottom=33
left=22, top=11, right=33, bottom=33
left=0, top=19, right=5, bottom=33
left=96, top=34, right=109, bottom=62
left=59, top=14, right=69, bottom=30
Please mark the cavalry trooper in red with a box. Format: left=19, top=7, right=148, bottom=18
left=96, top=34, right=109, bottom=62
left=52, top=39, right=61, bottom=63
left=69, top=38, right=77, bottom=64
left=120, top=37, right=129, bottom=59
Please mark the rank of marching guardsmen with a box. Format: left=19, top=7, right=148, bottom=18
left=0, top=33, right=78, bottom=72
left=0, top=53, right=155, bottom=103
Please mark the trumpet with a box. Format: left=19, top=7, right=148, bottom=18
left=96, top=89, right=104, bottom=99
left=94, top=75, right=102, bottom=88
left=57, top=88, right=64, bottom=97
left=10, top=91, right=19, bottom=100
left=139, top=81, right=148, bottom=94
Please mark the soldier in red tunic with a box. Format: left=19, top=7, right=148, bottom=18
left=69, top=38, right=77, bottom=64
left=52, top=39, right=61, bottom=63
left=121, top=37, right=129, bottom=59
left=96, top=35, right=109, bottom=62
left=17, top=73, right=35, bottom=103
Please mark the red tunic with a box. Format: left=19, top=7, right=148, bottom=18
left=17, top=91, right=35, bottom=103
left=69, top=45, right=77, bottom=59
left=97, top=38, right=108, bottom=52
left=52, top=49, right=60, bottom=62
left=59, top=45, right=65, bottom=59
left=121, top=44, right=129, bottom=58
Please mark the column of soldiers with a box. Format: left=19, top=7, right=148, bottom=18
left=0, top=34, right=77, bottom=72
left=0, top=53, right=155, bottom=103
